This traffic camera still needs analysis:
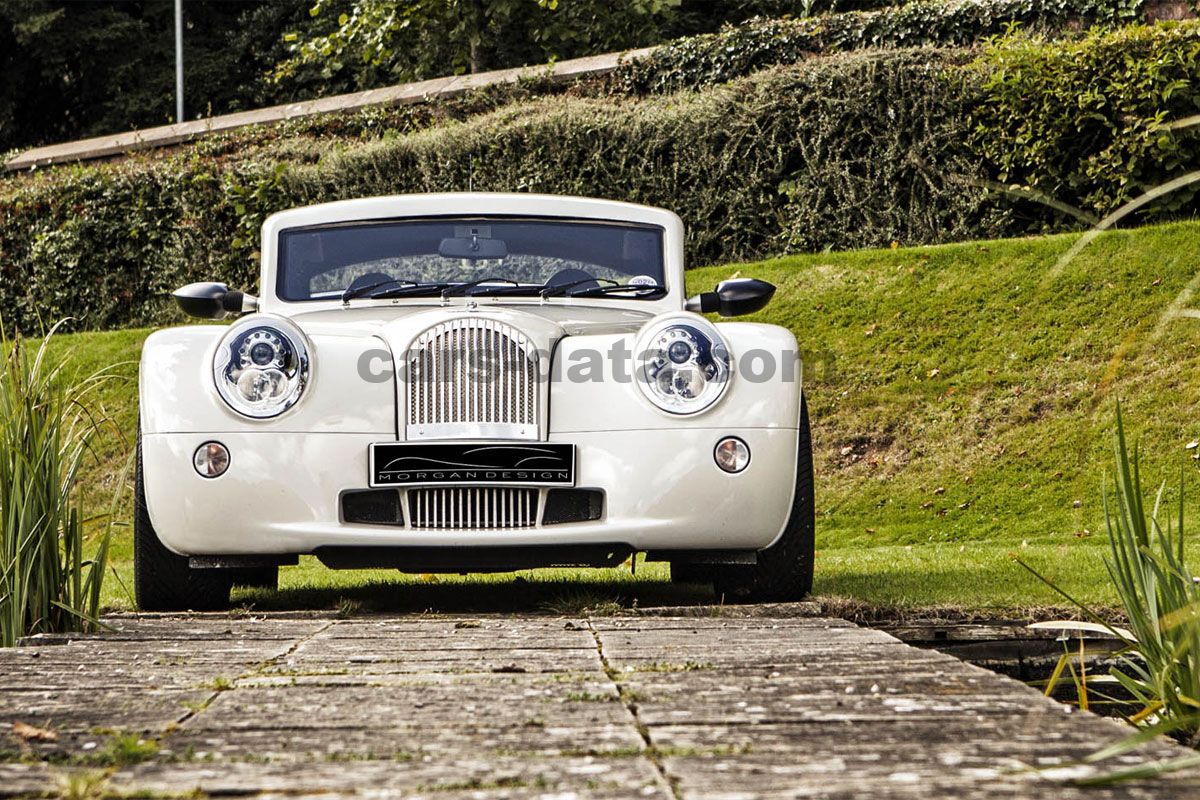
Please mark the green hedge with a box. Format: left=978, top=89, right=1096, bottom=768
left=0, top=50, right=999, bottom=330
left=611, top=0, right=1147, bottom=94
left=5, top=20, right=1200, bottom=331
left=969, top=22, right=1200, bottom=224
left=291, top=49, right=1000, bottom=260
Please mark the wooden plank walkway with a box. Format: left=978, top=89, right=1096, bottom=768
left=1, top=613, right=1197, bottom=798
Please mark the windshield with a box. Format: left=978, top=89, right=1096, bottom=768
left=276, top=217, right=666, bottom=302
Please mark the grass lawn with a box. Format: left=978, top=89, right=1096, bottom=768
left=48, top=219, right=1200, bottom=615
left=97, top=539, right=1183, bottom=617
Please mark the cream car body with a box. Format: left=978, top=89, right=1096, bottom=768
left=136, top=193, right=812, bottom=609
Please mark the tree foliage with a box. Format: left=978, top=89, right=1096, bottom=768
left=0, top=0, right=311, bottom=153
left=0, top=0, right=171, bottom=153
left=271, top=0, right=685, bottom=94
left=0, top=0, right=893, bottom=152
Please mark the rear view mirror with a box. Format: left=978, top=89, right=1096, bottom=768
left=173, top=282, right=258, bottom=319
left=439, top=236, right=508, bottom=260
left=685, top=278, right=775, bottom=317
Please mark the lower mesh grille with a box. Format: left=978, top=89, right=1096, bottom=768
left=542, top=489, right=604, bottom=525
left=342, top=489, right=403, bottom=526
left=407, top=487, right=538, bottom=530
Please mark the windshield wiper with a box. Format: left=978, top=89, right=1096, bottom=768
left=566, top=284, right=668, bottom=300
left=463, top=284, right=546, bottom=297
left=341, top=278, right=417, bottom=304
left=540, top=278, right=617, bottom=298
left=343, top=277, right=667, bottom=303
left=369, top=282, right=456, bottom=299
left=441, top=277, right=520, bottom=299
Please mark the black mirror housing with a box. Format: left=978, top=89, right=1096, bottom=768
left=686, top=278, right=775, bottom=317
left=173, top=282, right=258, bottom=319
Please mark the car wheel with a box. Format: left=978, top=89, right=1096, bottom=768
left=134, top=429, right=232, bottom=611
left=711, top=395, right=815, bottom=603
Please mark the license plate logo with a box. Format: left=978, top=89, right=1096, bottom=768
left=370, top=443, right=575, bottom=487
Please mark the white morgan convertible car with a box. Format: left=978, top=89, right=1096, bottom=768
left=136, top=193, right=813, bottom=610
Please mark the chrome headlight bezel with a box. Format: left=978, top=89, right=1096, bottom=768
left=635, top=314, right=732, bottom=416
left=213, top=316, right=311, bottom=419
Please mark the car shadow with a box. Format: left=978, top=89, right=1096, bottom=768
left=232, top=572, right=718, bottom=615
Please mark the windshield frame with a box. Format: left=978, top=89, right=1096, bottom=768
left=273, top=214, right=670, bottom=306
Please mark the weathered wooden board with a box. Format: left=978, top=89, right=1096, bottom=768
left=0, top=613, right=1196, bottom=799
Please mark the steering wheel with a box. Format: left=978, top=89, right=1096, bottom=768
left=345, top=272, right=397, bottom=295
left=545, top=268, right=599, bottom=292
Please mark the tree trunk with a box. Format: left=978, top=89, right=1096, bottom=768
left=468, top=0, right=484, bottom=74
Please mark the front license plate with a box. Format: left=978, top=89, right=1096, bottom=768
left=369, top=442, right=575, bottom=488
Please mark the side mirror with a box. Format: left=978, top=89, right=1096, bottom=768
left=173, top=282, right=259, bottom=319
left=685, top=278, right=775, bottom=317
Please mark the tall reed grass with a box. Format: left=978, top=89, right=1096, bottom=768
left=0, top=322, right=110, bottom=646
left=1021, top=406, right=1200, bottom=779
left=1099, top=411, right=1200, bottom=746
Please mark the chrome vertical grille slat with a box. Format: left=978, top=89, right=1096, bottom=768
left=407, top=487, right=538, bottom=530
left=406, top=318, right=539, bottom=440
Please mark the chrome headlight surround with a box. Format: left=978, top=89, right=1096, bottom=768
left=635, top=314, right=732, bottom=415
left=213, top=316, right=310, bottom=419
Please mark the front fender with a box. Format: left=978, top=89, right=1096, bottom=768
left=138, top=325, right=396, bottom=435
left=549, top=320, right=802, bottom=433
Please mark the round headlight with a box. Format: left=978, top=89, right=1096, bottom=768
left=636, top=316, right=731, bottom=415
left=214, top=318, right=310, bottom=418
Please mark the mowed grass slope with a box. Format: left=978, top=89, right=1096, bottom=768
left=712, top=221, right=1200, bottom=548
left=53, top=220, right=1200, bottom=612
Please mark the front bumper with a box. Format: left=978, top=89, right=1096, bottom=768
left=142, top=428, right=799, bottom=557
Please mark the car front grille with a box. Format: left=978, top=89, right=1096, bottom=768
left=406, top=318, right=539, bottom=440
left=407, top=487, right=539, bottom=530
left=341, top=489, right=403, bottom=526
left=542, top=489, right=604, bottom=525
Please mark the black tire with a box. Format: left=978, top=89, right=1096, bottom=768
left=134, top=431, right=232, bottom=611
left=711, top=395, right=815, bottom=603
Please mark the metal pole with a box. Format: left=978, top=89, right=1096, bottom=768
left=174, top=0, right=184, bottom=123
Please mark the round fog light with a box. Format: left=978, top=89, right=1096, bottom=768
left=193, top=441, right=230, bottom=478
left=714, top=437, right=750, bottom=473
